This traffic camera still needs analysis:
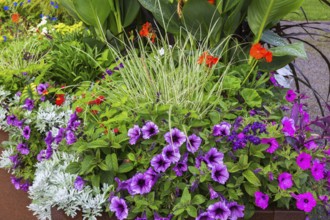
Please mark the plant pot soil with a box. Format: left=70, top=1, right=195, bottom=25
left=0, top=130, right=36, bottom=220
left=51, top=207, right=116, bottom=220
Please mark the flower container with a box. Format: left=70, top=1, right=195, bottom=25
left=0, top=130, right=36, bottom=220
left=51, top=207, right=115, bottom=220
left=250, top=208, right=306, bottom=220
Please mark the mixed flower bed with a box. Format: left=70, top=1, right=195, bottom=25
left=0, top=0, right=330, bottom=220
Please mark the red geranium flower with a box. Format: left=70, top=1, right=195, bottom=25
left=75, top=107, right=83, bottom=113
left=114, top=128, right=119, bottom=134
left=139, top=22, right=156, bottom=43
left=198, top=51, right=219, bottom=68
left=11, top=13, right=20, bottom=23
left=208, top=0, right=215, bottom=4
left=55, top=94, right=65, bottom=106
left=250, top=43, right=273, bottom=63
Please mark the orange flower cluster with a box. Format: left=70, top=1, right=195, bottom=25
left=208, top=0, right=215, bottom=4
left=55, top=94, right=65, bottom=106
left=250, top=43, right=273, bottom=63
left=139, top=22, right=156, bottom=43
left=11, top=13, right=20, bottom=23
left=197, top=52, right=219, bottom=68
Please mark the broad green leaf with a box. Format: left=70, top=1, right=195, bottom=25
left=270, top=42, right=307, bottom=59
left=243, top=170, right=261, bottom=186
left=247, top=0, right=304, bottom=41
left=180, top=187, right=191, bottom=204
left=222, top=75, right=241, bottom=91
left=81, top=155, right=95, bottom=173
left=65, top=162, right=81, bottom=174
left=118, top=162, right=134, bottom=173
left=243, top=182, right=259, bottom=196
left=87, top=139, right=109, bottom=149
left=105, top=153, right=118, bottom=172
left=261, top=30, right=287, bottom=46
left=240, top=88, right=262, bottom=108
left=259, top=55, right=295, bottom=72
left=187, top=205, right=197, bottom=218
left=120, top=0, right=141, bottom=27
left=191, top=195, right=206, bottom=205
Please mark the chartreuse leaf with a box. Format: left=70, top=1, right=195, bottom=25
left=87, top=139, right=109, bottom=149
left=247, top=0, right=304, bottom=41
left=243, top=170, right=261, bottom=186
left=118, top=162, right=134, bottom=173
left=240, top=88, right=262, bottom=108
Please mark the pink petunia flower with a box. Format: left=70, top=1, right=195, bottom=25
left=296, top=152, right=312, bottom=170
left=281, top=117, right=296, bottom=137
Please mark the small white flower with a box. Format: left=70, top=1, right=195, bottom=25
left=158, top=48, right=165, bottom=56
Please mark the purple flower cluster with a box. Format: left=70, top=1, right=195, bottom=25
left=109, top=196, right=128, bottom=220
left=16, top=143, right=30, bottom=155
left=197, top=200, right=244, bottom=220
left=128, top=121, right=159, bottom=145
left=6, top=114, right=23, bottom=128
left=74, top=176, right=85, bottom=191
left=23, top=98, right=34, bottom=111
left=10, top=176, right=30, bottom=192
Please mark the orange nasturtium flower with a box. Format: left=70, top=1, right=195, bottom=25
left=208, top=0, right=215, bottom=4
left=250, top=43, right=273, bottom=63
left=198, top=52, right=219, bottom=68
left=139, top=22, right=156, bottom=43
left=11, top=13, right=20, bottom=23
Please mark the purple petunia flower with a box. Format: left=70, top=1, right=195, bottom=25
left=22, top=126, right=31, bottom=140
left=208, top=185, right=219, bottom=200
left=144, top=168, right=160, bottom=187
left=9, top=154, right=20, bottom=168
left=278, top=172, right=293, bottom=190
left=195, top=155, right=205, bottom=169
left=130, top=173, right=152, bottom=195
left=227, top=201, right=245, bottom=220
left=154, top=213, right=172, bottom=220
left=204, top=147, right=224, bottom=168
left=296, top=152, right=312, bottom=170
left=115, top=177, right=132, bottom=193
left=135, top=212, right=147, bottom=220
left=141, top=121, right=159, bottom=139
left=162, top=145, right=181, bottom=164
left=128, top=125, right=141, bottom=145
left=20, top=182, right=30, bottom=192
left=23, top=98, right=34, bottom=111
left=311, top=161, right=325, bottom=181
left=110, top=196, right=128, bottom=220
left=207, top=201, right=231, bottom=220
left=286, top=90, right=297, bottom=103
left=10, top=176, right=21, bottom=190
left=74, top=176, right=85, bottom=191
left=54, top=128, right=65, bottom=144
left=66, top=131, right=76, bottom=145
left=164, top=128, right=186, bottom=148
left=261, top=138, right=279, bottom=154
left=44, top=131, right=53, bottom=147
left=211, top=163, right=229, bottom=184
left=16, top=143, right=29, bottom=155
left=151, top=154, right=171, bottom=173
left=304, top=140, right=318, bottom=150
left=37, top=83, right=48, bottom=95
left=67, top=112, right=80, bottom=131
left=196, top=212, right=213, bottom=220
left=255, top=191, right=269, bottom=210
left=7, top=115, right=17, bottom=126
left=186, top=134, right=202, bottom=153
left=172, top=153, right=188, bottom=176
left=295, top=192, right=316, bottom=213
left=13, top=119, right=23, bottom=128
left=213, top=122, right=231, bottom=137
left=281, top=117, right=296, bottom=137
left=36, top=147, right=53, bottom=161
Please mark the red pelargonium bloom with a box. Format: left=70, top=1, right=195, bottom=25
left=208, top=0, right=215, bottom=4
left=114, top=128, right=119, bottom=134
left=11, top=13, right=20, bottom=23
left=75, top=107, right=83, bottom=113
left=55, top=94, right=65, bottom=106
left=198, top=52, right=219, bottom=68
left=139, top=22, right=156, bottom=43
left=250, top=43, right=273, bottom=63
left=95, top=96, right=105, bottom=105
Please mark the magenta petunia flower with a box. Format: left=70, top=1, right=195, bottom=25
left=141, top=121, right=159, bottom=139
left=204, top=147, right=224, bottom=168
left=296, top=152, right=312, bottom=170
left=151, top=154, right=171, bottom=173
left=295, top=192, right=316, bottom=213
left=255, top=191, right=269, bottom=210
left=129, top=173, right=152, bottom=195
left=261, top=138, right=279, bottom=154
left=211, top=163, right=229, bottom=184
left=109, top=196, right=128, bottom=220
left=281, top=117, right=296, bottom=137
left=186, top=134, right=202, bottom=153
left=285, top=90, right=297, bottom=103
left=164, top=128, right=186, bottom=148
left=304, top=140, right=318, bottom=150
left=213, top=122, right=231, bottom=137
left=227, top=201, right=245, bottom=220
left=311, top=161, right=325, bottom=181
left=162, top=145, right=181, bottom=164
left=278, top=172, right=293, bottom=190
left=16, top=143, right=29, bottom=155
left=22, top=126, right=31, bottom=140
left=207, top=201, right=231, bottom=220
left=128, top=125, right=141, bottom=145
left=74, top=176, right=85, bottom=191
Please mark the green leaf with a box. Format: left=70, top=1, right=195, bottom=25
left=65, top=162, right=81, bottom=174
left=187, top=205, right=197, bottom=218
left=270, top=42, right=307, bottom=59
left=261, top=30, right=287, bottom=46
left=188, top=166, right=200, bottom=175
left=87, top=139, right=109, bottom=149
left=222, top=75, right=241, bottom=91
left=240, top=88, right=262, bottom=108
left=259, top=55, right=295, bottom=72
left=81, top=155, right=95, bottom=173
left=91, top=175, right=100, bottom=187
left=173, top=208, right=185, bottom=216
left=247, top=0, right=304, bottom=41
left=105, top=153, right=118, bottom=172
left=191, top=195, right=206, bottom=205
left=243, top=170, right=261, bottom=186
left=118, top=162, right=134, bottom=173
left=120, top=0, right=141, bottom=27
left=180, top=187, right=191, bottom=204
left=244, top=182, right=259, bottom=196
